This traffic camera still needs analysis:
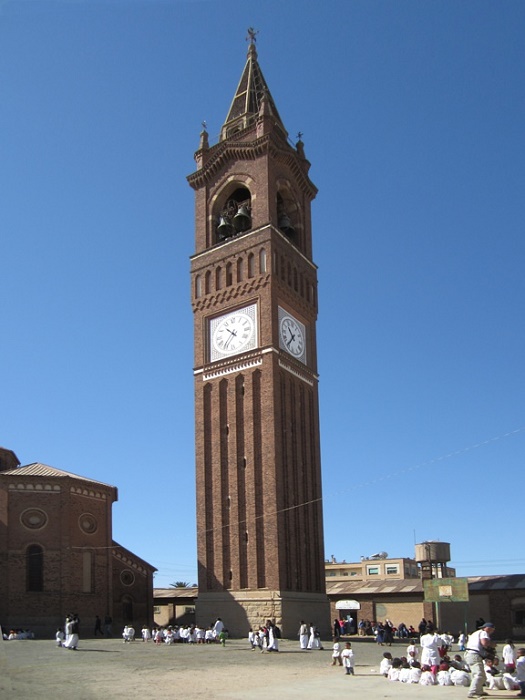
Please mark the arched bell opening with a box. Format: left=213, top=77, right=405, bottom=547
left=276, top=191, right=299, bottom=243
left=215, top=186, right=252, bottom=243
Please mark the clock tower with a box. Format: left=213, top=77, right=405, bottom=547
left=188, top=35, right=330, bottom=637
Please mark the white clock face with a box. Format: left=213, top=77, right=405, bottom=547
left=279, top=309, right=306, bottom=362
left=210, top=305, right=257, bottom=360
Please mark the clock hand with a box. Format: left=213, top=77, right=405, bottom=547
left=224, top=328, right=237, bottom=348
left=286, top=331, right=296, bottom=348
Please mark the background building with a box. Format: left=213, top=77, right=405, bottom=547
left=325, top=546, right=456, bottom=583
left=152, top=539, right=525, bottom=638
left=326, top=554, right=421, bottom=582
left=0, top=447, right=155, bottom=637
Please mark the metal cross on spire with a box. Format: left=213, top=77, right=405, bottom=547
left=246, top=27, right=259, bottom=44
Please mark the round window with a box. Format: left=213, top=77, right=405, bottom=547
left=20, top=508, right=48, bottom=530
left=120, top=570, right=135, bottom=586
left=79, top=513, right=98, bottom=534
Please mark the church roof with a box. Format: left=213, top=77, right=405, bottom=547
left=0, top=462, right=116, bottom=490
left=221, top=41, right=287, bottom=140
left=113, top=541, right=157, bottom=573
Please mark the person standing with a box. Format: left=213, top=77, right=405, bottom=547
left=94, top=616, right=103, bottom=636
left=63, top=614, right=79, bottom=650
left=267, top=621, right=279, bottom=652
left=331, top=636, right=343, bottom=666
left=213, top=617, right=224, bottom=640
left=298, top=621, right=309, bottom=650
left=502, top=638, right=516, bottom=672
left=341, top=642, right=354, bottom=675
left=420, top=627, right=443, bottom=675
left=464, top=621, right=495, bottom=699
left=307, top=623, right=318, bottom=649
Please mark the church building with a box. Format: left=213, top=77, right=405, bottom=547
left=188, top=34, right=330, bottom=636
left=0, top=447, right=156, bottom=637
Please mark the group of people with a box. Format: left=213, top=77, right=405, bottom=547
left=355, top=617, right=419, bottom=638
left=248, top=621, right=281, bottom=651
left=55, top=613, right=80, bottom=650
left=379, top=621, right=525, bottom=698
left=332, top=617, right=355, bottom=636
left=123, top=618, right=229, bottom=646
left=330, top=638, right=355, bottom=675
left=2, top=628, right=35, bottom=640
left=298, top=621, right=323, bottom=650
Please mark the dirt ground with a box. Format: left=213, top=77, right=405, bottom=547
left=0, top=636, right=522, bottom=700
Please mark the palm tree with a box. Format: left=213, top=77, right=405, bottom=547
left=170, top=581, right=191, bottom=588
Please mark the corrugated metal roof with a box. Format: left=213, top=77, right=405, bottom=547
left=1, top=462, right=116, bottom=489
left=327, top=575, right=525, bottom=597
left=467, top=574, right=525, bottom=591
left=327, top=579, right=424, bottom=596
left=154, top=587, right=198, bottom=600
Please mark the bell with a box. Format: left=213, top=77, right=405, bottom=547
left=278, top=213, right=295, bottom=237
left=217, top=216, right=233, bottom=240
left=233, top=205, right=251, bottom=232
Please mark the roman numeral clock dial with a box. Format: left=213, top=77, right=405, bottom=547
left=278, top=307, right=306, bottom=364
left=209, top=304, right=257, bottom=362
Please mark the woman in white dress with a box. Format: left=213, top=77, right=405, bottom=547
left=420, top=627, right=443, bottom=674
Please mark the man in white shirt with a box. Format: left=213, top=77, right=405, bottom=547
left=464, top=621, right=495, bottom=698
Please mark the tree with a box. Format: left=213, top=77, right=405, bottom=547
left=170, top=581, right=190, bottom=588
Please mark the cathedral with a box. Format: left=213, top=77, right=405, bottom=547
left=0, top=447, right=155, bottom=637
left=188, top=34, right=330, bottom=636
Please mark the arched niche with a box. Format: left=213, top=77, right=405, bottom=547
left=213, top=184, right=253, bottom=243
left=276, top=187, right=301, bottom=244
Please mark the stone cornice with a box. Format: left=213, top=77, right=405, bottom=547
left=188, top=134, right=317, bottom=199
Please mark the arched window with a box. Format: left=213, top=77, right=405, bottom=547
left=195, top=275, right=202, bottom=299
left=247, top=253, right=255, bottom=279
left=226, top=262, right=233, bottom=286
left=205, top=270, right=211, bottom=295
left=26, top=544, right=43, bottom=592
left=215, top=266, right=222, bottom=290
left=259, top=248, right=267, bottom=274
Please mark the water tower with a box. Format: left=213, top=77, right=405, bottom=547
left=415, top=541, right=451, bottom=580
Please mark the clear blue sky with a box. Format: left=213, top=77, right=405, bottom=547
left=2, top=0, right=524, bottom=588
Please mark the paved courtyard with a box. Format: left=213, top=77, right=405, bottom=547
left=0, top=636, right=521, bottom=699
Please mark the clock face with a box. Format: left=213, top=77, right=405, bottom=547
left=279, top=309, right=306, bottom=362
left=210, top=305, right=257, bottom=360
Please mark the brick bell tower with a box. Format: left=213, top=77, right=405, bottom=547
left=188, top=33, right=330, bottom=637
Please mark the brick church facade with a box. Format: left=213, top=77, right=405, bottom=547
left=0, top=447, right=155, bottom=637
left=188, top=35, right=330, bottom=636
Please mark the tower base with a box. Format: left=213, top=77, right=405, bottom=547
left=196, top=589, right=330, bottom=640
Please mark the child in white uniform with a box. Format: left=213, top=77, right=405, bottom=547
left=341, top=642, right=354, bottom=675
left=331, top=637, right=342, bottom=666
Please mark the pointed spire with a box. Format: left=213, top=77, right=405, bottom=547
left=220, top=31, right=288, bottom=141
